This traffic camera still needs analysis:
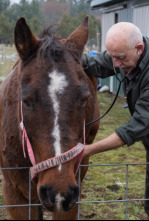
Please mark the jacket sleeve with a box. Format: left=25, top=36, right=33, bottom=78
left=115, top=81, right=149, bottom=146
left=82, top=50, right=116, bottom=78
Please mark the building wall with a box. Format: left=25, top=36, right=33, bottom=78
left=133, top=5, right=149, bottom=37
left=101, top=5, right=133, bottom=51
left=101, top=13, right=114, bottom=51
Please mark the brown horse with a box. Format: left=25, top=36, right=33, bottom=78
left=0, top=17, right=99, bottom=220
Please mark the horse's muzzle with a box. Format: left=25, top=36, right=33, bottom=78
left=39, top=185, right=79, bottom=212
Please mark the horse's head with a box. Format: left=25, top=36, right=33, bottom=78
left=15, top=17, right=93, bottom=212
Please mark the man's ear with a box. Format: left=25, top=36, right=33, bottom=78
left=136, top=43, right=144, bottom=55
left=14, top=17, right=39, bottom=61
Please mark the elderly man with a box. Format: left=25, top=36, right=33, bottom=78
left=82, top=22, right=149, bottom=218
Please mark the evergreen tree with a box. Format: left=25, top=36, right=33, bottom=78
left=0, top=13, right=13, bottom=43
left=58, top=13, right=99, bottom=42
left=0, top=0, right=10, bottom=14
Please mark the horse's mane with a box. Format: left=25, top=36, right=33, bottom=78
left=38, top=26, right=66, bottom=63
left=39, top=25, right=57, bottom=39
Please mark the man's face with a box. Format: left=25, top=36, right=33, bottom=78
left=106, top=41, right=140, bottom=72
left=107, top=46, right=139, bottom=72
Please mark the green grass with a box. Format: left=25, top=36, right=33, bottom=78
left=0, top=177, right=11, bottom=220
left=0, top=181, right=4, bottom=204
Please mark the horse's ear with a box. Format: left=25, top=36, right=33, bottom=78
left=66, top=16, right=89, bottom=59
left=14, top=17, right=39, bottom=61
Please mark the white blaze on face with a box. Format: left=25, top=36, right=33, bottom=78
left=55, top=192, right=65, bottom=212
left=48, top=70, right=68, bottom=171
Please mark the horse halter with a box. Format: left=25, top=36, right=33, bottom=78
left=20, top=101, right=85, bottom=183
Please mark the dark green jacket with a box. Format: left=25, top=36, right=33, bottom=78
left=83, top=37, right=149, bottom=149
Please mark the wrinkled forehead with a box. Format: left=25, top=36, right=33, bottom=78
left=106, top=40, right=133, bottom=59
left=106, top=39, right=130, bottom=52
left=107, top=49, right=128, bottom=58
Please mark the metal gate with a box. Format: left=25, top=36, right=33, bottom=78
left=0, top=162, right=147, bottom=220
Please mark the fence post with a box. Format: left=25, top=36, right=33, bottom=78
left=77, top=167, right=81, bottom=220
left=29, top=170, right=32, bottom=220
left=0, top=38, right=6, bottom=61
left=110, top=76, right=114, bottom=93
left=125, top=165, right=129, bottom=220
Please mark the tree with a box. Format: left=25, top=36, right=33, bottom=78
left=28, top=17, right=42, bottom=35
left=7, top=0, right=45, bottom=35
left=0, top=0, right=100, bottom=45
left=68, top=0, right=90, bottom=17
left=57, top=14, right=77, bottom=38
left=0, top=0, right=10, bottom=14
left=44, top=0, right=70, bottom=26
left=0, top=13, right=13, bottom=44
left=58, top=13, right=99, bottom=41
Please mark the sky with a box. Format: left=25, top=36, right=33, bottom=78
left=10, top=0, right=31, bottom=4
left=11, top=0, right=20, bottom=3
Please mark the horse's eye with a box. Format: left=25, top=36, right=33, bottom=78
left=23, top=100, right=32, bottom=107
left=80, top=93, right=90, bottom=107
left=22, top=96, right=34, bottom=110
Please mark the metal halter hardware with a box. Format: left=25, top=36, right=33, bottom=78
left=20, top=101, right=85, bottom=183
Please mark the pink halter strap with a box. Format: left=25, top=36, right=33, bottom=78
left=20, top=102, right=85, bottom=182
left=30, top=143, right=84, bottom=182
left=20, top=101, right=36, bottom=166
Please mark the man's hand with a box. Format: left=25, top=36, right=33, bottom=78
left=82, top=144, right=92, bottom=159
left=82, top=133, right=126, bottom=160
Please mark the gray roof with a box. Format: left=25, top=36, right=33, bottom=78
left=133, top=0, right=149, bottom=8
left=91, top=0, right=126, bottom=9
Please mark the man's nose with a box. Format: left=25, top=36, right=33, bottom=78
left=113, top=58, right=122, bottom=67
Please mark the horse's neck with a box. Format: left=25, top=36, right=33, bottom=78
left=0, top=65, right=26, bottom=165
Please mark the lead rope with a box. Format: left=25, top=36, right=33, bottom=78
left=20, top=101, right=36, bottom=166
left=74, top=120, right=85, bottom=175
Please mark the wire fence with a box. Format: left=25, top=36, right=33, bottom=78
left=0, top=42, right=7, bottom=61
left=78, top=163, right=148, bottom=220
left=0, top=163, right=148, bottom=220
left=0, top=38, right=16, bottom=62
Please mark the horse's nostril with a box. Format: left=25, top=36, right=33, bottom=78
left=70, top=185, right=79, bottom=198
left=62, top=185, right=79, bottom=211
left=39, top=185, right=56, bottom=211
left=39, top=185, right=79, bottom=212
